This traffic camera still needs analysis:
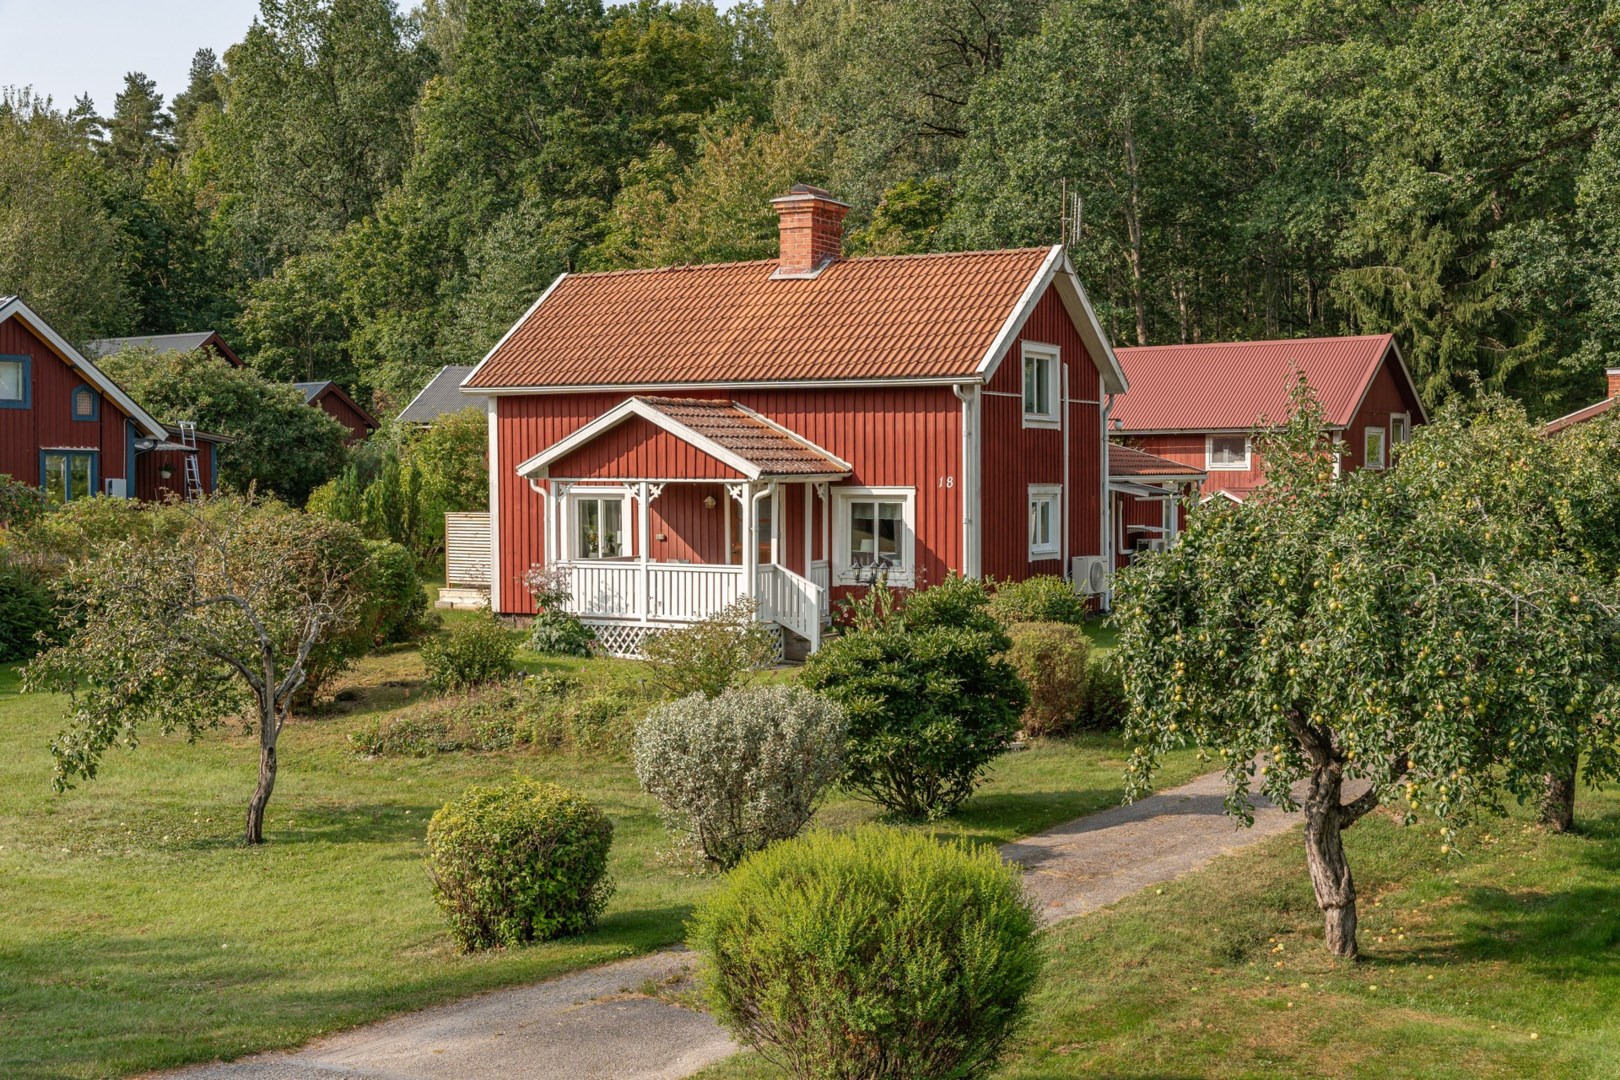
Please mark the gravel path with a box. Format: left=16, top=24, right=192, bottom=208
left=148, top=769, right=1329, bottom=1079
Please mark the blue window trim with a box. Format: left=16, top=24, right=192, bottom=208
left=71, top=384, right=100, bottom=422
left=39, top=450, right=99, bottom=503
left=0, top=354, right=30, bottom=409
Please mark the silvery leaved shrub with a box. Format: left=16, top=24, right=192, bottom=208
left=633, top=685, right=847, bottom=867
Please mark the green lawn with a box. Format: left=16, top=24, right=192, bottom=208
left=0, top=640, right=1196, bottom=1080
left=696, top=786, right=1620, bottom=1080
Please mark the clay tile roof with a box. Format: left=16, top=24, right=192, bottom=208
left=1112, top=334, right=1401, bottom=432
left=1108, top=444, right=1205, bottom=478
left=465, top=249, right=1054, bottom=390
left=639, top=397, right=847, bottom=476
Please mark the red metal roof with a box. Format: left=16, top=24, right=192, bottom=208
left=465, top=249, right=1054, bottom=389
left=1111, top=334, right=1399, bottom=432
left=1545, top=395, right=1616, bottom=434
left=1108, top=444, right=1204, bottom=478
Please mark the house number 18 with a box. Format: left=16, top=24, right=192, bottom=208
left=937, top=476, right=955, bottom=488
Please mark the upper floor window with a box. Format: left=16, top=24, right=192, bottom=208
left=0, top=356, right=28, bottom=408
left=1206, top=434, right=1250, bottom=470
left=1364, top=426, right=1387, bottom=470
left=72, top=385, right=98, bottom=421
left=1022, top=343, right=1060, bottom=426
left=1390, top=413, right=1411, bottom=447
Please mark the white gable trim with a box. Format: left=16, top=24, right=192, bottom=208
left=975, top=246, right=1128, bottom=396
left=460, top=273, right=569, bottom=394
left=517, top=397, right=842, bottom=481
left=0, top=297, right=166, bottom=438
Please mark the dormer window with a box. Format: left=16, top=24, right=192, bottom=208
left=72, top=384, right=99, bottom=421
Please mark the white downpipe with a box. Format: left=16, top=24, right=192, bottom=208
left=1061, top=363, right=1071, bottom=579
left=637, top=480, right=650, bottom=620
left=953, top=384, right=981, bottom=578
left=1101, top=393, right=1115, bottom=610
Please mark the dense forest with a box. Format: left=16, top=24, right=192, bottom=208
left=2, top=0, right=1618, bottom=418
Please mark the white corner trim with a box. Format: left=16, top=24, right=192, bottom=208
left=461, top=272, right=570, bottom=393
left=486, top=396, right=502, bottom=612
left=0, top=297, right=166, bottom=439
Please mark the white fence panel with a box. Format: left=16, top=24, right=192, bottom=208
left=444, top=512, right=491, bottom=587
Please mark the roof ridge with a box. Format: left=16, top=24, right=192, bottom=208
left=565, top=246, right=1051, bottom=281
left=1118, top=333, right=1392, bottom=353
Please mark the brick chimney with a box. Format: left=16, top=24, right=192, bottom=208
left=1608, top=368, right=1620, bottom=399
left=770, top=185, right=849, bottom=278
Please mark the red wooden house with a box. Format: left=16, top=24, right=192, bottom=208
left=0, top=296, right=221, bottom=505
left=1111, top=332, right=1426, bottom=492
left=461, top=186, right=1127, bottom=655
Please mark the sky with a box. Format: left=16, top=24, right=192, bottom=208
left=0, top=0, right=263, bottom=115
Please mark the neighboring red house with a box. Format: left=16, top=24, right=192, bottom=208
left=86, top=330, right=244, bottom=368
left=1111, top=334, right=1427, bottom=505
left=461, top=185, right=1127, bottom=655
left=1545, top=368, right=1620, bottom=434
left=0, top=297, right=221, bottom=505
left=294, top=381, right=377, bottom=444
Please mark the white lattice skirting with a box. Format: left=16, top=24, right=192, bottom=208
left=585, top=620, right=784, bottom=662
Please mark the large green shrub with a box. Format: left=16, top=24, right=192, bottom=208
left=634, top=685, right=847, bottom=867
left=1005, top=621, right=1091, bottom=737
left=0, top=563, right=61, bottom=662
left=364, top=539, right=429, bottom=644
left=421, top=611, right=517, bottom=694
left=689, top=826, right=1042, bottom=1080
left=639, top=598, right=778, bottom=699
left=425, top=779, right=615, bottom=952
left=0, top=473, right=45, bottom=529
left=802, top=619, right=1026, bottom=819
left=895, top=573, right=1000, bottom=633
left=989, top=574, right=1089, bottom=626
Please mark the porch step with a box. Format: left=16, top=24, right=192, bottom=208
left=435, top=587, right=490, bottom=610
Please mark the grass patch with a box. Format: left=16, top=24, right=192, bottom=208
left=0, top=642, right=1195, bottom=1079
left=695, top=788, right=1620, bottom=1080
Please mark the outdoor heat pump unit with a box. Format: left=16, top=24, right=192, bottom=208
left=1070, top=555, right=1109, bottom=596
left=104, top=478, right=127, bottom=499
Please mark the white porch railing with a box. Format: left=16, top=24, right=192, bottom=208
left=564, top=560, right=823, bottom=649
left=809, top=561, right=831, bottom=617
left=756, top=564, right=823, bottom=651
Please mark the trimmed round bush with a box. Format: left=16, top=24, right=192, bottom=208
left=421, top=610, right=517, bottom=694
left=425, top=779, right=615, bottom=952
left=364, top=539, right=429, bottom=644
left=689, top=826, right=1042, bottom=1080
left=989, top=574, right=1089, bottom=626
left=803, top=622, right=1026, bottom=819
left=634, top=685, right=847, bottom=867
left=1006, top=621, right=1091, bottom=737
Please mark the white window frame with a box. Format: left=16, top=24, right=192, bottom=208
left=1364, top=426, right=1387, bottom=470
left=1028, top=484, right=1060, bottom=560
left=832, top=486, right=916, bottom=586
left=1206, top=434, right=1251, bottom=471
left=1021, top=342, right=1061, bottom=428
left=1390, top=412, right=1411, bottom=447
left=566, top=487, right=629, bottom=560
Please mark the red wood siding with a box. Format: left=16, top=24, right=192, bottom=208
left=494, top=387, right=962, bottom=614
left=979, top=285, right=1107, bottom=580
left=647, top=482, right=729, bottom=564
left=0, top=316, right=131, bottom=494
left=313, top=390, right=373, bottom=444
left=135, top=445, right=219, bottom=501
left=550, top=415, right=745, bottom=480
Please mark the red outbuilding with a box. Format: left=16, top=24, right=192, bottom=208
left=461, top=185, right=1128, bottom=655
left=1111, top=334, right=1427, bottom=501
left=0, top=296, right=220, bottom=505
left=293, top=381, right=377, bottom=444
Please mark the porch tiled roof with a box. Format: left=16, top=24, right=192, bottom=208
left=638, top=397, right=846, bottom=476
left=1109, top=444, right=1204, bottom=478
left=465, top=248, right=1053, bottom=389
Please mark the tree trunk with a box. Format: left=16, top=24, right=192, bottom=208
left=1302, top=766, right=1359, bottom=959
left=245, top=741, right=277, bottom=845
left=1539, top=753, right=1577, bottom=833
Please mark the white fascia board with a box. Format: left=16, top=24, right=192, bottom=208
left=471, top=375, right=978, bottom=395
left=461, top=273, right=570, bottom=392
left=0, top=297, right=166, bottom=438
left=514, top=397, right=763, bottom=480
left=976, top=245, right=1064, bottom=385
left=1385, top=337, right=1429, bottom=424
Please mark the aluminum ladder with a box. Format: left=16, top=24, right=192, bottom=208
left=178, top=421, right=205, bottom=501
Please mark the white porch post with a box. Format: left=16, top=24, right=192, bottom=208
left=803, top=482, right=812, bottom=572
left=741, top=482, right=757, bottom=598
left=636, top=480, right=650, bottom=621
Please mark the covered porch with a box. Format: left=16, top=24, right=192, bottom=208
left=517, top=397, right=853, bottom=655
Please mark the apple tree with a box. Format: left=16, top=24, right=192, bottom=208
left=1112, top=382, right=1620, bottom=958
left=25, top=496, right=374, bottom=844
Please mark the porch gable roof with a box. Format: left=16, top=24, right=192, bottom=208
left=516, top=396, right=851, bottom=481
